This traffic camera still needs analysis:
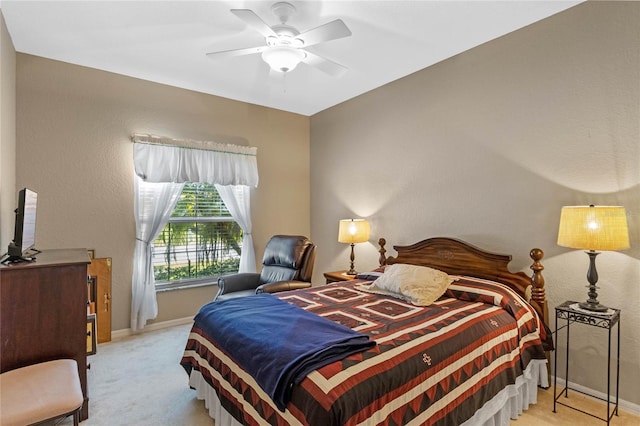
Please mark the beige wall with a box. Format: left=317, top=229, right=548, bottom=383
left=311, top=2, right=639, bottom=406
left=1, top=10, right=16, bottom=250
left=16, top=54, right=310, bottom=331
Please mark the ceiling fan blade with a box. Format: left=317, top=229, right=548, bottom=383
left=206, top=45, right=268, bottom=60
left=295, top=19, right=351, bottom=47
left=231, top=9, right=277, bottom=38
left=302, top=51, right=348, bottom=77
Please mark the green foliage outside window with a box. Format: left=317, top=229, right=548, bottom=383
left=153, top=183, right=242, bottom=286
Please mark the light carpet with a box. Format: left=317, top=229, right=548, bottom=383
left=64, top=323, right=211, bottom=425
left=62, top=323, right=638, bottom=425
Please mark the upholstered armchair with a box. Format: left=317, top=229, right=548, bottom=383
left=214, top=235, right=316, bottom=301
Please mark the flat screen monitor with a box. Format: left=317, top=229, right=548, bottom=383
left=5, top=188, right=38, bottom=262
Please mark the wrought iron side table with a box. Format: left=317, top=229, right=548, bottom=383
left=553, top=300, right=620, bottom=424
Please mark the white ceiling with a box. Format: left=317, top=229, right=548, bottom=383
left=1, top=1, right=582, bottom=116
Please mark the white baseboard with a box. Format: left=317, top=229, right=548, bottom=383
left=554, top=377, right=640, bottom=416
left=110, top=316, right=194, bottom=341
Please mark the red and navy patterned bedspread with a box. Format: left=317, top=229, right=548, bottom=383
left=181, top=276, right=547, bottom=425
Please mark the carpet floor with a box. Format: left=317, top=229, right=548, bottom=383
left=60, top=323, right=637, bottom=425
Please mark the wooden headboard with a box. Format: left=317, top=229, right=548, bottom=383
left=378, top=237, right=548, bottom=329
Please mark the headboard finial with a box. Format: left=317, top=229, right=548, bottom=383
left=378, top=238, right=387, bottom=267
left=529, top=248, right=545, bottom=308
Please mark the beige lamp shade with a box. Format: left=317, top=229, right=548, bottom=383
left=557, top=205, right=630, bottom=251
left=338, top=219, right=370, bottom=244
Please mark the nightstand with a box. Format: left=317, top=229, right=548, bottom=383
left=553, top=301, right=620, bottom=424
left=323, top=270, right=356, bottom=284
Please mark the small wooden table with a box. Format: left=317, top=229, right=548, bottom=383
left=323, top=270, right=356, bottom=284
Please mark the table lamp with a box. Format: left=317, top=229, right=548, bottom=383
left=557, top=205, right=629, bottom=311
left=338, top=219, right=370, bottom=275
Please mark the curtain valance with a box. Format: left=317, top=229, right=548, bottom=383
left=132, top=134, right=259, bottom=187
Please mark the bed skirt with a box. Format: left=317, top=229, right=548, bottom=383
left=188, top=359, right=548, bottom=426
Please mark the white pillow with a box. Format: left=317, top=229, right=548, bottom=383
left=371, top=264, right=457, bottom=306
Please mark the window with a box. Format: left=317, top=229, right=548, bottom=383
left=152, top=183, right=242, bottom=290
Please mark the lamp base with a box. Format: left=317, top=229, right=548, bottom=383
left=578, top=301, right=609, bottom=312
left=578, top=250, right=609, bottom=312
left=345, top=243, right=358, bottom=277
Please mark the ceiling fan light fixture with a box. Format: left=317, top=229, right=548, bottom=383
left=261, top=46, right=306, bottom=73
left=208, top=3, right=351, bottom=77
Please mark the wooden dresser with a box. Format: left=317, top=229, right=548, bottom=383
left=0, top=249, right=91, bottom=420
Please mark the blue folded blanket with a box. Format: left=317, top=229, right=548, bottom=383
left=194, top=293, right=376, bottom=411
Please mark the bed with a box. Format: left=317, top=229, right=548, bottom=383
left=181, top=237, right=553, bottom=425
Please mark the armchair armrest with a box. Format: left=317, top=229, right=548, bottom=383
left=216, top=273, right=261, bottom=299
left=256, top=280, right=312, bottom=294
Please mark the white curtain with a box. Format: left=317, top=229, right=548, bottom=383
left=131, top=136, right=259, bottom=331
left=133, top=138, right=258, bottom=186
left=215, top=185, right=255, bottom=273
left=131, top=176, right=184, bottom=331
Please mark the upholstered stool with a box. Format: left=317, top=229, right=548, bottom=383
left=0, top=359, right=83, bottom=426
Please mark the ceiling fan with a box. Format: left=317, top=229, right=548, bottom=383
left=206, top=2, right=352, bottom=76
